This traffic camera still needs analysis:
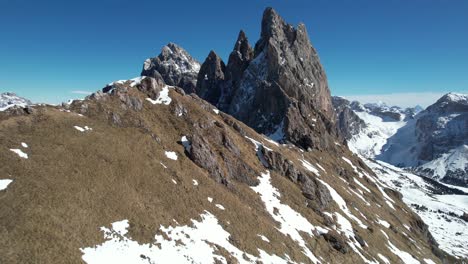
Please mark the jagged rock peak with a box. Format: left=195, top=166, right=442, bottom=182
left=195, top=50, right=226, bottom=106
left=259, top=7, right=287, bottom=40
left=228, top=7, right=336, bottom=150
left=232, top=30, right=254, bottom=61
left=193, top=7, right=337, bottom=150
left=141, top=43, right=200, bottom=93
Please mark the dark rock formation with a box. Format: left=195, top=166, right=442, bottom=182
left=332, top=96, right=367, bottom=141
left=260, top=147, right=333, bottom=211
left=195, top=51, right=226, bottom=106
left=196, top=7, right=338, bottom=151
left=218, top=30, right=254, bottom=110
left=141, top=43, right=200, bottom=93
left=186, top=128, right=258, bottom=187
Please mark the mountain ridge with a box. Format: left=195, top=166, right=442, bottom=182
left=0, top=7, right=464, bottom=264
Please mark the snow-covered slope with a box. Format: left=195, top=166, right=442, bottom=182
left=363, top=158, right=468, bottom=259
left=349, top=110, right=407, bottom=157
left=334, top=93, right=468, bottom=187
left=416, top=145, right=468, bottom=183
left=0, top=92, right=32, bottom=111
left=332, top=97, right=414, bottom=158
left=378, top=93, right=468, bottom=186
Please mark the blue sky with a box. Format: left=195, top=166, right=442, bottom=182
left=1, top=0, right=467, bottom=106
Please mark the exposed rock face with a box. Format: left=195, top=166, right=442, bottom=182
left=196, top=8, right=337, bottom=150
left=260, top=147, right=333, bottom=211
left=141, top=43, right=200, bottom=93
left=195, top=51, right=226, bottom=105
left=332, top=96, right=366, bottom=140
left=218, top=30, right=254, bottom=110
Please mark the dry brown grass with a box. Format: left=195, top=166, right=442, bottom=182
left=0, top=88, right=447, bottom=263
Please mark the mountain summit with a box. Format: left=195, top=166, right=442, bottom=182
left=0, top=7, right=463, bottom=264
left=141, top=42, right=200, bottom=93
left=196, top=7, right=337, bottom=150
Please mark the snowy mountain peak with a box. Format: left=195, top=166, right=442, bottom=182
left=0, top=92, right=32, bottom=111
left=141, top=43, right=200, bottom=93
left=445, top=92, right=468, bottom=103
left=426, top=92, right=468, bottom=114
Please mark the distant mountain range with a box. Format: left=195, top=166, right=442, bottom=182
left=334, top=92, right=468, bottom=187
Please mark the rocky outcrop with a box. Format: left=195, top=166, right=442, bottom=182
left=196, top=7, right=338, bottom=151
left=260, top=147, right=333, bottom=211
left=332, top=96, right=367, bottom=141
left=141, top=43, right=200, bottom=93
left=186, top=129, right=258, bottom=187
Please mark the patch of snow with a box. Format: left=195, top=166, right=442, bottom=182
left=251, top=171, right=326, bottom=263
left=10, top=149, right=28, bottom=159
left=341, top=157, right=359, bottom=174
left=263, top=137, right=279, bottom=147
left=171, top=179, right=177, bottom=185
left=0, top=179, right=13, bottom=191
left=349, top=189, right=370, bottom=206
left=316, top=163, right=326, bottom=172
left=212, top=109, right=219, bottom=114
left=74, top=126, right=92, bottom=132
left=300, top=159, right=320, bottom=176
left=387, top=240, right=420, bottom=264
left=21, top=142, right=28, bottom=148
left=331, top=212, right=374, bottom=263
left=258, top=234, right=270, bottom=243
left=215, top=204, right=225, bottom=210
left=376, top=218, right=390, bottom=228
left=181, top=136, right=191, bottom=152
left=353, top=178, right=370, bottom=193
left=129, top=76, right=146, bottom=87
left=160, top=162, right=167, bottom=169
left=207, top=197, right=213, bottom=203
left=146, top=86, right=172, bottom=105
left=423, top=258, right=436, bottom=264
left=165, top=151, right=178, bottom=160
left=245, top=136, right=271, bottom=167
left=192, top=179, right=198, bottom=186
left=317, top=179, right=367, bottom=229
left=377, top=254, right=390, bottom=264
left=81, top=211, right=289, bottom=264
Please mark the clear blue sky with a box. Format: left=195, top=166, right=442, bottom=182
left=1, top=0, right=467, bottom=105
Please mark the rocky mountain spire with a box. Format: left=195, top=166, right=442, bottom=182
left=195, top=50, right=226, bottom=105
left=141, top=43, right=200, bottom=93
left=194, top=7, right=338, bottom=150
